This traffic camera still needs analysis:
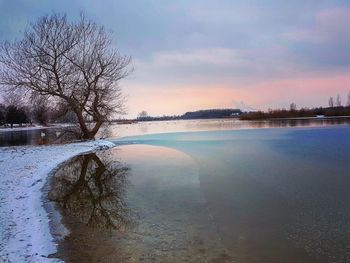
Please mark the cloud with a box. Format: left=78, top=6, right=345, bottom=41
left=132, top=48, right=254, bottom=85
left=288, top=8, right=350, bottom=44
left=1, top=0, right=350, bottom=117
left=284, top=8, right=350, bottom=70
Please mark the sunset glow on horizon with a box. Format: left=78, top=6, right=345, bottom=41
left=126, top=73, right=350, bottom=116
left=1, top=0, right=350, bottom=117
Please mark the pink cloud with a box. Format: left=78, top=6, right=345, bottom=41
left=248, top=73, right=350, bottom=109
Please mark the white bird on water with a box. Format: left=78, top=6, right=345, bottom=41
left=41, top=131, right=45, bottom=138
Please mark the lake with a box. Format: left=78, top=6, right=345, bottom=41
left=1, top=117, right=350, bottom=146
left=49, top=123, right=350, bottom=262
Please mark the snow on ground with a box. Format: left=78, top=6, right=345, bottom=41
left=0, top=140, right=115, bottom=262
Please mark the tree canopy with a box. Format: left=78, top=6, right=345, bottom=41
left=0, top=13, right=131, bottom=139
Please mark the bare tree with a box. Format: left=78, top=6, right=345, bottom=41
left=290, top=102, right=297, bottom=111
left=347, top=91, right=350, bottom=107
left=137, top=110, right=150, bottom=121
left=31, top=94, right=52, bottom=125
left=0, top=13, right=131, bottom=139
left=2, top=89, right=26, bottom=108
left=336, top=94, right=342, bottom=107
left=329, top=96, right=334, bottom=108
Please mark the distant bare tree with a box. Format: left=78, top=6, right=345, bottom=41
left=0, top=13, right=131, bottom=139
left=347, top=91, right=350, bottom=107
left=336, top=94, right=342, bottom=107
left=138, top=110, right=148, bottom=118
left=2, top=90, right=26, bottom=108
left=290, top=102, right=297, bottom=111
left=329, top=96, right=334, bottom=108
left=31, top=95, right=51, bottom=125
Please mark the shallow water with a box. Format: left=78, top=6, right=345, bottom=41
left=49, top=145, right=230, bottom=262
left=50, top=125, right=350, bottom=262
left=0, top=127, right=77, bottom=146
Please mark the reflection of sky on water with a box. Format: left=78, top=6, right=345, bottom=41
left=116, top=144, right=233, bottom=262
left=110, top=118, right=350, bottom=139
left=2, top=117, right=350, bottom=146
left=112, top=125, right=350, bottom=263
left=47, top=124, right=350, bottom=262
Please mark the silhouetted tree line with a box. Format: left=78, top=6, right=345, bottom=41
left=0, top=104, right=29, bottom=128
left=136, top=115, right=180, bottom=121
left=182, top=109, right=241, bottom=119
left=240, top=106, right=350, bottom=120
left=0, top=89, right=81, bottom=128
left=0, top=100, right=77, bottom=128
left=136, top=109, right=242, bottom=121
left=241, top=92, right=350, bottom=120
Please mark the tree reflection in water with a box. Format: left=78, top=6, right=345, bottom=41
left=49, top=152, right=130, bottom=230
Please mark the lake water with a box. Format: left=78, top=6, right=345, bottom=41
left=0, top=127, right=76, bottom=147
left=50, top=124, right=350, bottom=262
left=1, top=117, right=350, bottom=146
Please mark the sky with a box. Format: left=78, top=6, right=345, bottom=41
left=1, top=0, right=350, bottom=117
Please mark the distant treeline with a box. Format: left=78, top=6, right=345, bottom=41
left=240, top=106, right=350, bottom=120
left=136, top=109, right=242, bottom=121
left=0, top=100, right=78, bottom=128
left=0, top=104, right=29, bottom=128
left=182, top=109, right=241, bottom=119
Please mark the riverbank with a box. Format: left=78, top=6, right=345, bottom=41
left=0, top=140, right=115, bottom=262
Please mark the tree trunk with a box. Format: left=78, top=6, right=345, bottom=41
left=90, top=119, right=104, bottom=138
left=74, top=110, right=105, bottom=140
left=74, top=110, right=93, bottom=139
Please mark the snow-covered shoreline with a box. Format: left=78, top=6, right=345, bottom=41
left=0, top=140, right=115, bottom=262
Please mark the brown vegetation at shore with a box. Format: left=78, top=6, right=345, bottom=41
left=240, top=107, right=350, bottom=120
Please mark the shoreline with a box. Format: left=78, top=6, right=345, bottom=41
left=0, top=140, right=115, bottom=262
